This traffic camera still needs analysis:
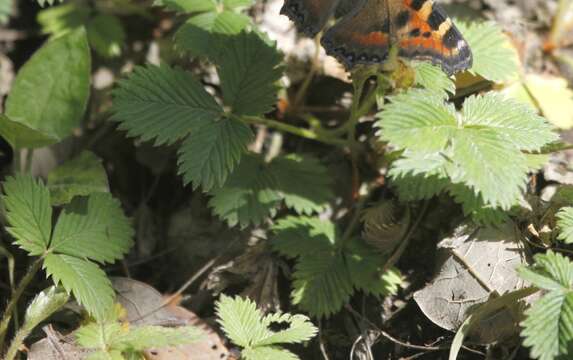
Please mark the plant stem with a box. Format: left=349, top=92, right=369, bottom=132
left=240, top=115, right=351, bottom=147
left=382, top=200, right=430, bottom=273
left=0, top=258, right=43, bottom=351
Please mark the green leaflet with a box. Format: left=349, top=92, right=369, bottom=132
left=1, top=27, right=90, bottom=148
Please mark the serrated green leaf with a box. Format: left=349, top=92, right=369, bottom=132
left=86, top=14, right=125, bottom=58
left=447, top=184, right=510, bottom=226
left=51, top=192, right=134, bottom=263
left=76, top=322, right=124, bottom=349
left=177, top=117, right=253, bottom=191
left=521, top=290, right=573, bottom=360
left=2, top=175, right=52, bottom=256
left=222, top=0, right=254, bottom=10
left=344, top=238, right=403, bottom=296
left=44, top=253, right=114, bottom=321
left=292, top=251, right=353, bottom=318
left=113, top=326, right=203, bottom=351
left=519, top=251, right=573, bottom=291
left=216, top=295, right=317, bottom=354
left=47, top=151, right=109, bottom=206
left=376, top=89, right=457, bottom=152
left=208, top=154, right=282, bottom=227
left=174, top=11, right=251, bottom=59
left=271, top=216, right=337, bottom=259
left=209, top=153, right=333, bottom=226
left=216, top=295, right=269, bottom=348
left=272, top=154, right=333, bottom=215
left=557, top=207, right=573, bottom=244
left=378, top=89, right=556, bottom=210
left=2, top=27, right=90, bottom=149
left=111, top=64, right=222, bottom=146
left=450, top=127, right=527, bottom=209
left=242, top=347, right=299, bottom=360
left=412, top=62, right=455, bottom=96
left=258, top=312, right=317, bottom=346
left=457, top=21, right=519, bottom=83
left=462, top=93, right=558, bottom=151
left=218, top=31, right=283, bottom=116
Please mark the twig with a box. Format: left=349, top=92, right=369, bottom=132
left=318, top=321, right=331, bottom=360
left=160, top=258, right=218, bottom=307
left=382, top=201, right=430, bottom=273
left=449, top=249, right=495, bottom=294
left=345, top=305, right=443, bottom=352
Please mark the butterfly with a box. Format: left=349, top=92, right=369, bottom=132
left=281, top=0, right=473, bottom=75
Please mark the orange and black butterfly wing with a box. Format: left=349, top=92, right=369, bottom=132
left=281, top=0, right=341, bottom=37
left=321, top=0, right=392, bottom=68
left=320, top=0, right=472, bottom=75
left=391, top=0, right=472, bottom=75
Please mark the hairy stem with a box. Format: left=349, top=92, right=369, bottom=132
left=240, top=115, right=351, bottom=147
left=0, top=258, right=43, bottom=351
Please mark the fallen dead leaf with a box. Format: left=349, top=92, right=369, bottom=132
left=414, top=222, right=530, bottom=344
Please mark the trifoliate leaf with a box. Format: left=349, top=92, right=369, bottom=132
left=86, top=14, right=125, bottom=58
left=377, top=89, right=457, bottom=152
left=175, top=11, right=251, bottom=59
left=2, top=27, right=90, bottom=148
left=462, top=93, right=558, bottom=151
left=271, top=216, right=337, bottom=259
left=216, top=295, right=317, bottom=354
left=47, top=151, right=109, bottom=206
left=377, top=89, right=556, bottom=210
left=521, top=291, right=573, bottom=360
left=272, top=154, right=333, bottom=215
left=111, top=64, right=222, bottom=146
left=412, top=62, right=455, bottom=96
left=344, top=238, right=403, bottom=296
left=218, top=31, right=283, bottom=116
left=177, top=116, right=253, bottom=191
left=457, top=21, right=519, bottom=83
left=242, top=347, right=299, bottom=360
left=208, top=154, right=282, bottom=227
left=292, top=251, right=353, bottom=318
left=44, top=253, right=114, bottom=321
left=216, top=295, right=270, bottom=348
left=2, top=175, right=52, bottom=256
left=50, top=192, right=134, bottom=264
left=557, top=207, right=573, bottom=244
left=113, top=326, right=203, bottom=351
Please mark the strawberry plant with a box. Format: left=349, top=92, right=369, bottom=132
left=0, top=0, right=573, bottom=359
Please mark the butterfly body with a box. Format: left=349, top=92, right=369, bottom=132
left=281, top=0, right=472, bottom=75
